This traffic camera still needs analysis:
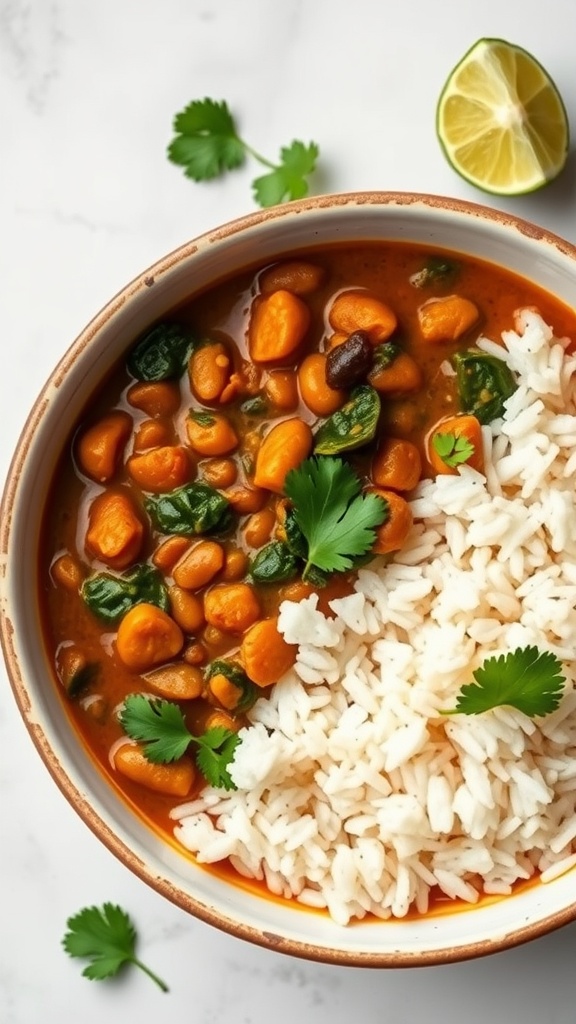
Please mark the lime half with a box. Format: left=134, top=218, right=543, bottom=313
left=436, top=38, right=569, bottom=195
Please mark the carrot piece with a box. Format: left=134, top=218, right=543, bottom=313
left=116, top=603, right=184, bottom=672
left=417, top=295, right=479, bottom=343
left=368, top=351, right=423, bottom=394
left=328, top=290, right=397, bottom=344
left=189, top=342, right=232, bottom=402
left=113, top=742, right=195, bottom=797
left=369, top=488, right=413, bottom=554
left=126, top=381, right=181, bottom=417
left=371, top=437, right=422, bottom=492
left=203, top=583, right=261, bottom=634
left=207, top=672, right=244, bottom=710
left=127, top=445, right=190, bottom=492
left=248, top=289, right=311, bottom=363
left=172, top=540, right=225, bottom=590
left=85, top=491, right=144, bottom=569
left=297, top=353, right=346, bottom=417
left=186, top=412, right=238, bottom=456
left=253, top=418, right=313, bottom=494
left=427, top=414, right=484, bottom=475
left=240, top=617, right=297, bottom=687
left=76, top=411, right=132, bottom=483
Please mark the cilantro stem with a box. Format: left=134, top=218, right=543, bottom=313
left=241, top=139, right=278, bottom=170
left=131, top=956, right=169, bottom=993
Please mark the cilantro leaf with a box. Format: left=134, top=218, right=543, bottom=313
left=432, top=430, right=475, bottom=468
left=120, top=694, right=239, bottom=789
left=167, top=98, right=245, bottom=181
left=168, top=98, right=320, bottom=208
left=62, top=903, right=168, bottom=991
left=446, top=646, right=565, bottom=717
left=284, top=456, right=388, bottom=578
left=252, top=141, right=320, bottom=207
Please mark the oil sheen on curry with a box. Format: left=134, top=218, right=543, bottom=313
left=40, top=242, right=576, bottom=909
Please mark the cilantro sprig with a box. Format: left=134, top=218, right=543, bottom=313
left=120, top=693, right=240, bottom=790
left=445, top=646, right=565, bottom=717
left=168, top=98, right=319, bottom=207
left=62, top=903, right=168, bottom=991
left=432, top=430, right=475, bottom=468
left=284, top=456, right=388, bottom=580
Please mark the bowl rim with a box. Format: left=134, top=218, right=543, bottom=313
left=3, top=189, right=576, bottom=967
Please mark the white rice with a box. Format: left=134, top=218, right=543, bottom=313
left=172, top=308, right=576, bottom=925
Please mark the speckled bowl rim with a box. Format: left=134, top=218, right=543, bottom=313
left=3, top=190, right=576, bottom=967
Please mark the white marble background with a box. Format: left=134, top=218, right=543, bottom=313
left=2, top=1, right=576, bottom=1021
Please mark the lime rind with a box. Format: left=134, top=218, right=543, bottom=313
left=436, top=37, right=569, bottom=196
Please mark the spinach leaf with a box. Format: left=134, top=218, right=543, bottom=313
left=127, top=323, right=193, bottom=381
left=82, top=564, right=169, bottom=624
left=314, top=384, right=381, bottom=454
left=453, top=349, right=517, bottom=424
left=145, top=482, right=231, bottom=535
left=410, top=255, right=458, bottom=288
left=249, top=541, right=299, bottom=583
left=240, top=395, right=268, bottom=416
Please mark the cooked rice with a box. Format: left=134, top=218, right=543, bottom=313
left=172, top=308, right=576, bottom=925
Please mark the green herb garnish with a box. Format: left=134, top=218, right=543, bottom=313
left=62, top=903, right=168, bottom=991
left=284, top=456, right=388, bottom=580
left=167, top=98, right=319, bottom=207
left=445, top=646, right=565, bottom=717
left=120, top=694, right=240, bottom=790
left=432, top=430, right=475, bottom=468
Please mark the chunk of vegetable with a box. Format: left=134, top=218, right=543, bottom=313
left=371, top=437, right=422, bottom=492
left=369, top=488, right=412, bottom=554
left=145, top=663, right=204, bottom=700
left=417, top=295, right=479, bottom=343
left=314, top=385, right=380, bottom=455
left=248, top=289, right=311, bottom=363
left=368, top=345, right=423, bottom=394
left=264, top=369, right=299, bottom=411
left=201, top=458, right=238, bottom=489
left=205, top=658, right=258, bottom=712
left=85, top=491, right=144, bottom=569
left=249, top=540, right=299, bottom=583
left=126, top=380, right=181, bottom=417
left=127, top=445, right=191, bottom=492
left=113, top=742, right=195, bottom=796
left=452, top=349, right=517, bottom=424
left=127, top=323, right=193, bottom=381
left=328, top=289, right=397, bottom=344
left=82, top=563, right=170, bottom=624
left=116, top=603, right=184, bottom=672
left=203, top=583, right=261, bottom=633
left=186, top=410, right=238, bottom=456
left=145, top=482, right=230, bottom=536
left=240, top=617, right=297, bottom=687
left=189, top=342, right=232, bottom=403
left=76, top=411, right=132, bottom=483
left=298, top=353, right=346, bottom=416
left=253, top=418, right=313, bottom=493
left=428, top=414, right=484, bottom=474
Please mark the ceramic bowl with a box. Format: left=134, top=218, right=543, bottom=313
left=3, top=192, right=576, bottom=967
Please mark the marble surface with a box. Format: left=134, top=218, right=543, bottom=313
left=2, top=1, right=576, bottom=1020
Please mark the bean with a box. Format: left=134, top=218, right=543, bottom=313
left=244, top=508, right=276, bottom=549
left=168, top=586, right=206, bottom=633
left=298, top=353, right=346, bottom=416
left=173, top=540, right=225, bottom=590
left=126, top=381, right=181, bottom=417
left=325, top=331, right=372, bottom=388
left=76, top=411, right=132, bottom=483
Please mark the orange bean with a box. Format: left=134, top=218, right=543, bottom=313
left=85, top=491, right=144, bottom=569
left=168, top=586, right=206, bottom=633
left=371, top=437, right=422, bottom=492
left=221, top=486, right=268, bottom=515
left=204, top=583, right=261, bottom=634
left=427, top=414, right=484, bottom=475
left=244, top=508, right=276, bottom=549
left=240, top=617, right=297, bottom=687
left=417, top=295, right=479, bottom=343
left=126, top=381, right=181, bottom=417
left=259, top=260, right=325, bottom=296
left=186, top=411, right=238, bottom=457
left=127, top=445, right=190, bottom=492
left=264, top=369, right=299, bottom=411
left=51, top=553, right=84, bottom=591
left=132, top=419, right=172, bottom=452
left=145, top=662, right=204, bottom=699
left=253, top=418, right=313, bottom=494
left=248, top=290, right=311, bottom=363
left=116, top=603, right=184, bottom=672
left=201, top=457, right=238, bottom=488
left=172, top=540, right=225, bottom=590
left=368, top=350, right=423, bottom=394
left=152, top=536, right=191, bottom=574
left=297, top=353, right=346, bottom=417
left=183, top=641, right=208, bottom=666
left=204, top=709, right=241, bottom=733
left=113, top=742, right=195, bottom=797
left=76, top=411, right=132, bottom=483
left=207, top=672, right=244, bottom=710
left=328, top=290, right=397, bottom=344
left=369, top=488, right=413, bottom=554
left=189, top=342, right=232, bottom=402
left=221, top=547, right=249, bottom=582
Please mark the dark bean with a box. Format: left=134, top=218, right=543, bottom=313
left=326, top=331, right=373, bottom=389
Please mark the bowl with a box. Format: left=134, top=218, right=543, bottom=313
left=3, top=191, right=576, bottom=967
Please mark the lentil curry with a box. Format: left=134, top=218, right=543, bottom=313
left=40, top=241, right=576, bottom=890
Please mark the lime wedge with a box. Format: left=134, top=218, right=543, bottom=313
left=436, top=38, right=569, bottom=195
